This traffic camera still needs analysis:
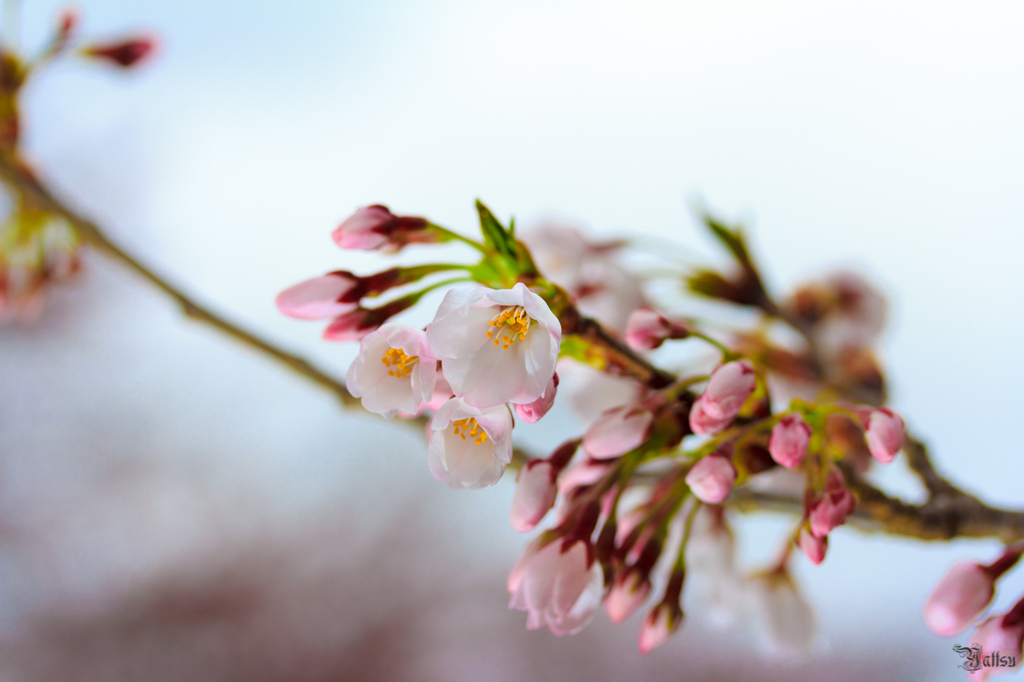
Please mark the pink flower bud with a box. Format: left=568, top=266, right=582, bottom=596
left=701, top=360, right=756, bottom=420
left=509, top=460, right=558, bottom=532
left=688, top=395, right=734, bottom=435
left=638, top=601, right=683, bottom=655
left=275, top=272, right=359, bottom=320
left=57, top=7, right=79, bottom=41
left=605, top=569, right=651, bottom=624
left=865, top=407, right=904, bottom=463
left=768, top=413, right=812, bottom=469
left=332, top=205, right=433, bottom=252
left=514, top=373, right=558, bottom=423
left=322, top=296, right=416, bottom=342
left=808, top=469, right=856, bottom=538
left=969, top=607, right=1024, bottom=677
left=685, top=454, right=736, bottom=504
left=625, top=307, right=690, bottom=351
left=583, top=405, right=653, bottom=459
left=84, top=35, right=158, bottom=68
left=923, top=562, right=995, bottom=636
left=797, top=527, right=828, bottom=565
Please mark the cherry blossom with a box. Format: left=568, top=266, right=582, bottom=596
left=427, top=398, right=514, bottom=489
left=426, top=283, right=561, bottom=409
left=344, top=323, right=438, bottom=419
left=864, top=407, right=905, bottom=463
left=685, top=454, right=736, bottom=504
left=508, top=537, right=603, bottom=636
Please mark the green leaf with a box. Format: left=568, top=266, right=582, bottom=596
left=476, top=200, right=517, bottom=260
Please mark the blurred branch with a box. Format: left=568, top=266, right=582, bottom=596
left=729, top=458, right=1024, bottom=544
left=0, top=153, right=359, bottom=409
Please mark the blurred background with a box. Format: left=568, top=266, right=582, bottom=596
left=2, top=1, right=1023, bottom=680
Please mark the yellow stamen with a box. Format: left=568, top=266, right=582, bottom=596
left=381, top=347, right=419, bottom=379
left=452, top=417, right=488, bottom=445
left=485, top=305, right=532, bottom=351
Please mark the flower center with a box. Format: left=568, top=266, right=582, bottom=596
left=381, top=348, right=418, bottom=378
left=486, top=305, right=531, bottom=350
left=452, top=417, right=488, bottom=445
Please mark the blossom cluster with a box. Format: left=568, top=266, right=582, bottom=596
left=278, top=202, right=918, bottom=656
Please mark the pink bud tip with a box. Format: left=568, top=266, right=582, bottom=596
left=605, top=570, right=650, bottom=624
left=768, top=413, right=812, bottom=469
left=701, top=360, right=757, bottom=420
left=85, top=35, right=158, bottom=68
left=638, top=603, right=682, bottom=655
left=583, top=405, right=653, bottom=459
left=275, top=273, right=358, bottom=320
left=509, top=460, right=557, bottom=533
left=808, top=469, right=856, bottom=538
left=685, top=454, right=736, bottom=504
left=923, top=562, right=995, bottom=637
left=624, top=307, right=687, bottom=351
left=688, top=395, right=733, bottom=436
left=331, top=205, right=432, bottom=252
left=797, top=527, right=828, bottom=565
left=514, top=373, right=558, bottom=424
left=865, top=407, right=904, bottom=464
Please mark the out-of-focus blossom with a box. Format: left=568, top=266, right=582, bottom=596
left=688, top=395, right=734, bottom=436
left=514, top=373, right=559, bottom=423
left=558, top=360, right=647, bottom=422
left=685, top=506, right=742, bottom=627
left=967, top=605, right=1024, bottom=680
left=797, top=527, right=828, bottom=565
left=0, top=208, right=80, bottom=323
left=786, top=270, right=886, bottom=359
left=701, top=360, right=757, bottom=420
left=638, top=600, right=683, bottom=655
left=923, top=562, right=995, bottom=637
left=768, top=413, right=812, bottom=469
left=82, top=35, right=158, bottom=68
left=520, top=222, right=643, bottom=332
left=746, top=568, right=816, bottom=658
left=582, top=404, right=653, bottom=459
left=605, top=569, right=650, bottom=624
left=426, top=283, right=560, bottom=410
left=865, top=407, right=905, bottom=463
left=685, top=454, right=736, bottom=504
left=625, top=307, right=690, bottom=351
left=808, top=469, right=856, bottom=538
left=508, top=537, right=603, bottom=636
left=331, top=205, right=434, bottom=252
left=510, top=460, right=558, bottom=532
left=344, top=323, right=438, bottom=419
left=428, top=398, right=514, bottom=489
